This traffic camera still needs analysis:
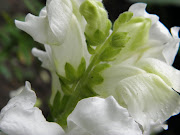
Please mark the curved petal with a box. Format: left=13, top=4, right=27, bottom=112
left=128, top=3, right=179, bottom=65
left=128, top=3, right=171, bottom=43
left=15, top=12, right=58, bottom=45
left=162, top=27, right=180, bottom=65
left=52, top=14, right=90, bottom=76
left=15, top=0, right=73, bottom=45
left=67, top=96, right=142, bottom=135
left=94, top=65, right=145, bottom=99
left=0, top=82, right=64, bottom=135
left=128, top=3, right=159, bottom=25
left=136, top=58, right=180, bottom=92
left=47, top=0, right=72, bottom=43
left=32, top=47, right=53, bottom=70
left=115, top=73, right=180, bottom=133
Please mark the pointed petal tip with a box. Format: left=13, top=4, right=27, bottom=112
left=171, top=26, right=180, bottom=39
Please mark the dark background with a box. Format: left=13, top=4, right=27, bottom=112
left=0, top=0, right=179, bottom=135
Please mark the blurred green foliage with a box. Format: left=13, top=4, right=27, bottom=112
left=0, top=0, right=43, bottom=81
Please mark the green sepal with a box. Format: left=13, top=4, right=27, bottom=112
left=58, top=74, right=72, bottom=85
left=99, top=46, right=121, bottom=61
left=51, top=91, right=61, bottom=117
left=113, top=11, right=133, bottom=31
left=60, top=81, right=72, bottom=95
left=80, top=85, right=99, bottom=98
left=93, top=63, right=110, bottom=72
left=65, top=62, right=77, bottom=83
left=77, top=57, right=86, bottom=78
left=87, top=44, right=96, bottom=54
left=111, top=32, right=130, bottom=48
left=88, top=63, right=110, bottom=87
left=58, top=75, right=73, bottom=95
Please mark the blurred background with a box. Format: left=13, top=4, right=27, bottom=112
left=0, top=0, right=179, bottom=134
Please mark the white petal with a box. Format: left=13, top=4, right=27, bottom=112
left=15, top=11, right=60, bottom=45
left=115, top=73, right=180, bottom=133
left=128, top=3, right=179, bottom=65
left=32, top=48, right=53, bottom=70
left=67, top=96, right=142, bottom=135
left=47, top=0, right=72, bottom=44
left=94, top=65, right=145, bottom=100
left=0, top=82, right=64, bottom=135
left=162, top=27, right=180, bottom=65
left=128, top=3, right=159, bottom=24
left=171, top=26, right=180, bottom=39
left=136, top=58, right=180, bottom=92
left=0, top=82, right=36, bottom=118
left=52, top=14, right=89, bottom=76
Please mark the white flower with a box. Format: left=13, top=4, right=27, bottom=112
left=93, top=3, right=180, bottom=134
left=0, top=82, right=64, bottom=135
left=15, top=0, right=90, bottom=77
left=14, top=0, right=180, bottom=134
left=66, top=96, right=143, bottom=135
left=0, top=83, right=143, bottom=135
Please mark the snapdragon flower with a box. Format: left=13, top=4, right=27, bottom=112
left=1, top=0, right=179, bottom=135
left=0, top=82, right=64, bottom=135
left=0, top=83, right=143, bottom=135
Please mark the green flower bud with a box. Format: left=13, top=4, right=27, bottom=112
left=111, top=32, right=130, bottom=48
left=80, top=0, right=112, bottom=46
left=113, top=12, right=152, bottom=51
left=113, top=12, right=133, bottom=32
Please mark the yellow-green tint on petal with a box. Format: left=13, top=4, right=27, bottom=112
left=115, top=73, right=180, bottom=130
left=136, top=58, right=180, bottom=92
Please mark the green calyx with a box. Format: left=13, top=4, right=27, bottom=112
left=80, top=0, right=111, bottom=46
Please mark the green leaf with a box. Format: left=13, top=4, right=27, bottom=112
left=77, top=57, right=86, bottom=78
left=0, top=65, right=12, bottom=80
left=18, top=41, right=32, bottom=65
left=23, top=0, right=43, bottom=15
left=65, top=62, right=77, bottom=83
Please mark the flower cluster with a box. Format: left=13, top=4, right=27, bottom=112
left=0, top=0, right=180, bottom=135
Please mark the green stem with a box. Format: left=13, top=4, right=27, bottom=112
left=57, top=35, right=112, bottom=127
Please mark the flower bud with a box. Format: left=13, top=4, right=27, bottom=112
left=80, top=0, right=111, bottom=46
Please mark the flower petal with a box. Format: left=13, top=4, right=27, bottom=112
left=136, top=58, right=180, bottom=92
left=47, top=0, right=72, bottom=43
left=32, top=47, right=53, bottom=70
left=15, top=11, right=58, bottom=45
left=115, top=73, right=180, bottom=133
left=67, top=96, right=142, bottom=135
left=94, top=65, right=145, bottom=99
left=128, top=3, right=159, bottom=25
left=128, top=3, right=180, bottom=65
left=0, top=82, right=64, bottom=135
left=52, top=14, right=89, bottom=76
left=128, top=3, right=171, bottom=43
left=162, top=27, right=180, bottom=65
